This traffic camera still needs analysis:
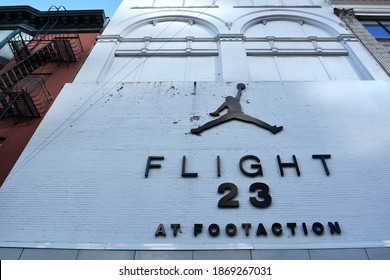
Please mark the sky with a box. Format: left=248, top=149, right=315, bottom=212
left=1, top=0, right=123, bottom=17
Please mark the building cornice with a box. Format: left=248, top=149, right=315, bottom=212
left=0, top=6, right=107, bottom=33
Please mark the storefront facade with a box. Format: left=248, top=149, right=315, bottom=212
left=1, top=0, right=390, bottom=259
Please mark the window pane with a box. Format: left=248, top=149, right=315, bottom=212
left=187, top=56, right=218, bottom=81
left=364, top=25, right=390, bottom=39
left=140, top=57, right=187, bottom=81
left=277, top=56, right=330, bottom=81
left=265, top=20, right=306, bottom=37
left=320, top=56, right=360, bottom=80
left=107, top=56, right=217, bottom=82
left=106, top=57, right=145, bottom=82
left=248, top=56, right=281, bottom=81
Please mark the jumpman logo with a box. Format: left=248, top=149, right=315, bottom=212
left=190, top=83, right=283, bottom=135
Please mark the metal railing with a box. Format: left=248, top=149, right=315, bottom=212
left=0, top=77, right=52, bottom=123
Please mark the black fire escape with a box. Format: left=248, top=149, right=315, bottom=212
left=0, top=5, right=105, bottom=124
left=0, top=22, right=82, bottom=124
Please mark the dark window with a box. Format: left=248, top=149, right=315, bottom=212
left=363, top=21, right=390, bottom=39
left=0, top=137, right=5, bottom=146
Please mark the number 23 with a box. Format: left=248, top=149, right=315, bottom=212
left=218, top=182, right=272, bottom=208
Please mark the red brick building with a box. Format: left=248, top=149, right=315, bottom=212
left=0, top=6, right=106, bottom=185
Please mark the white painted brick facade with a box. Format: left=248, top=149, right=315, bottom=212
left=1, top=0, right=389, bottom=250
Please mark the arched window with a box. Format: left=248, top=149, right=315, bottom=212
left=244, top=18, right=363, bottom=81
left=107, top=18, right=219, bottom=82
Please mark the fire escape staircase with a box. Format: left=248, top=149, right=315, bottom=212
left=0, top=90, right=40, bottom=124
left=0, top=19, right=83, bottom=123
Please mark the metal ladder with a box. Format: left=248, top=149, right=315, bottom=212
left=0, top=34, right=82, bottom=92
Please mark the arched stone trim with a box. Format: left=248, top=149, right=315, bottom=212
left=234, top=9, right=349, bottom=36
left=235, top=10, right=374, bottom=80
left=123, top=16, right=217, bottom=38
left=112, top=10, right=226, bottom=39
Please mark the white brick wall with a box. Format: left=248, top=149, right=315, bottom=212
left=1, top=81, right=390, bottom=249
left=1, top=1, right=390, bottom=250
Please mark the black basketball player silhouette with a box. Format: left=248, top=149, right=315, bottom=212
left=190, top=83, right=283, bottom=135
